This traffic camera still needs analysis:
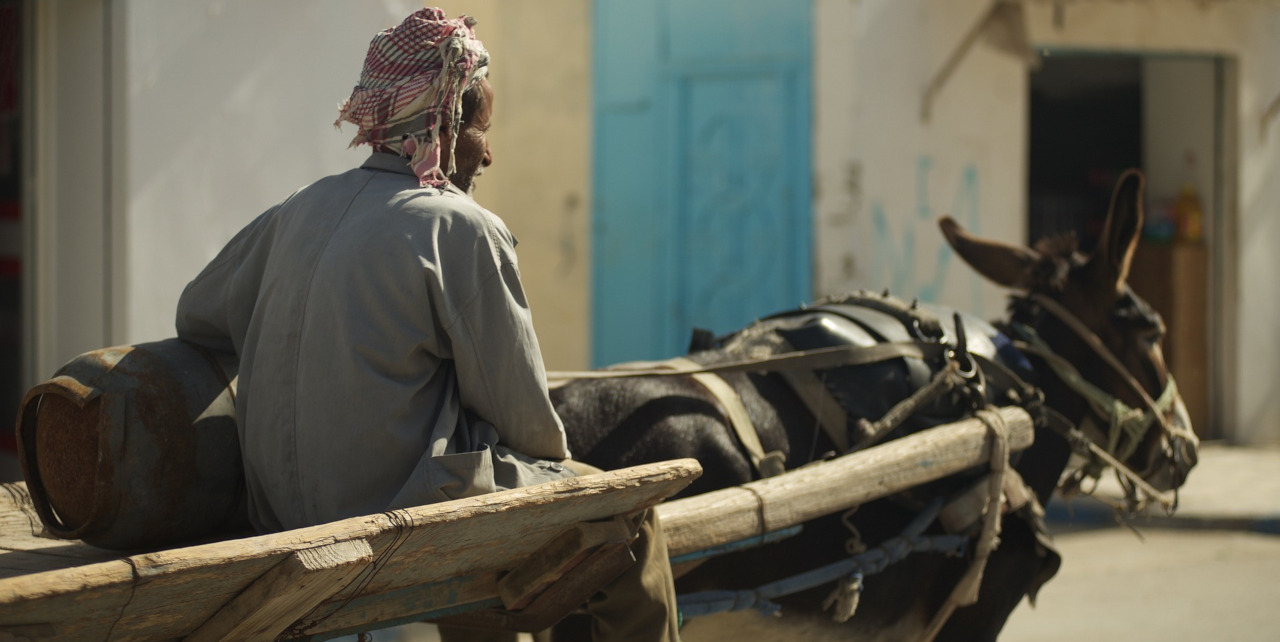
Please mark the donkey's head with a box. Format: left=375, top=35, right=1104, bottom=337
left=939, top=169, right=1197, bottom=506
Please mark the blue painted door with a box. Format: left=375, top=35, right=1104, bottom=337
left=592, top=0, right=812, bottom=366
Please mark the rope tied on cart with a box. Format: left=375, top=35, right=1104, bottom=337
left=281, top=509, right=417, bottom=638
left=676, top=497, right=968, bottom=621
left=920, top=406, right=1011, bottom=642
left=674, top=401, right=1019, bottom=632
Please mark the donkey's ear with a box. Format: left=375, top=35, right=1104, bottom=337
left=1089, top=168, right=1145, bottom=292
left=939, top=216, right=1039, bottom=289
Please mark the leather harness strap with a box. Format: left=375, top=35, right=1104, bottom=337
left=665, top=358, right=787, bottom=478
left=547, top=342, right=953, bottom=474
left=777, top=368, right=851, bottom=453
left=570, top=356, right=785, bottom=479
left=1025, top=293, right=1193, bottom=444
left=546, top=341, right=949, bottom=382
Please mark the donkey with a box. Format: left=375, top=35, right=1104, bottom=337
left=548, top=169, right=1197, bottom=641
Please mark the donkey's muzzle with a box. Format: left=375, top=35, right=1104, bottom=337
left=1169, top=434, right=1198, bottom=488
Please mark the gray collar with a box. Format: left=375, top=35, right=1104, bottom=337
left=360, top=152, right=464, bottom=197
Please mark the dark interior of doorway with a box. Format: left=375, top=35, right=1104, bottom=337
left=1028, top=54, right=1142, bottom=251
left=1027, top=53, right=1214, bottom=438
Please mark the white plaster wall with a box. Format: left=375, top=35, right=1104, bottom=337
left=120, top=0, right=592, bottom=369
left=1142, top=57, right=1217, bottom=209
left=31, top=0, right=114, bottom=379
left=122, top=0, right=418, bottom=345
left=813, top=0, right=1028, bottom=323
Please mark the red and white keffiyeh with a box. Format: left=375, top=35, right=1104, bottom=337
left=335, top=8, right=489, bottom=188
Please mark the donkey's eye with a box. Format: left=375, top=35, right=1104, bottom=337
left=1142, top=324, right=1166, bottom=346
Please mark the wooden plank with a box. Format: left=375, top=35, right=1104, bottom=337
left=435, top=540, right=636, bottom=633
left=0, top=406, right=1032, bottom=638
left=0, top=558, right=140, bottom=641
left=185, top=539, right=373, bottom=642
left=0, top=460, right=701, bottom=640
left=0, top=484, right=41, bottom=541
left=656, top=406, right=1033, bottom=558
left=497, top=517, right=635, bottom=610
left=0, top=483, right=121, bottom=575
left=291, top=569, right=508, bottom=639
left=0, top=548, right=119, bottom=577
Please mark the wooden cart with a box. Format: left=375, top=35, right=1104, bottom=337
left=0, top=407, right=1030, bottom=641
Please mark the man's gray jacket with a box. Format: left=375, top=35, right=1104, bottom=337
left=176, top=152, right=573, bottom=532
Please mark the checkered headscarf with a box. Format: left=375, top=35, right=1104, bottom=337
left=335, top=8, right=490, bottom=188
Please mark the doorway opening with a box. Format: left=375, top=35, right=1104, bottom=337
left=1028, top=51, right=1232, bottom=440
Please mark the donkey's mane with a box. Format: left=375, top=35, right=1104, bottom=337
left=1027, top=232, right=1081, bottom=293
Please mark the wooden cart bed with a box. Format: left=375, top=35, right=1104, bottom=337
left=0, top=405, right=1032, bottom=641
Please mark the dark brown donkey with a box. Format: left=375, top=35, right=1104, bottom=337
left=548, top=169, right=1197, bottom=641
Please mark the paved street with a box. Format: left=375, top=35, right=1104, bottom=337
left=1002, top=527, right=1280, bottom=641
left=1001, top=442, right=1280, bottom=640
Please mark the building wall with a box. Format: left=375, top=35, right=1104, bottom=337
left=120, top=0, right=401, bottom=348
left=812, top=0, right=1028, bottom=323
left=38, top=0, right=1278, bottom=441
left=29, top=0, right=115, bottom=382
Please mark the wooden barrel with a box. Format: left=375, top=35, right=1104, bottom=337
left=15, top=339, right=249, bottom=550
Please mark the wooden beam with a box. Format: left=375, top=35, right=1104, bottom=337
left=657, top=406, right=1033, bottom=558
left=435, top=539, right=636, bottom=633
left=497, top=516, right=635, bottom=611
left=0, top=460, right=701, bottom=640
left=185, top=539, right=373, bottom=642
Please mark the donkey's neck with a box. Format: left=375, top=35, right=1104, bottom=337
left=994, top=314, right=1087, bottom=506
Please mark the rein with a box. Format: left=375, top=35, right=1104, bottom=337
left=548, top=341, right=953, bottom=481
left=1010, top=293, right=1183, bottom=511
left=1027, top=294, right=1190, bottom=441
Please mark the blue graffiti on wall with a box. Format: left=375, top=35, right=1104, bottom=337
left=869, top=155, right=984, bottom=311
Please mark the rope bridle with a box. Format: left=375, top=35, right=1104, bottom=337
left=1008, top=293, right=1190, bottom=512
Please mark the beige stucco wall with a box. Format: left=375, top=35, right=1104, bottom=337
left=117, top=0, right=593, bottom=370
left=431, top=1, right=593, bottom=371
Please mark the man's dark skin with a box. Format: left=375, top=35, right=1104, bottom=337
left=377, top=78, right=494, bottom=194
left=373, top=78, right=496, bottom=193
left=448, top=79, right=495, bottom=193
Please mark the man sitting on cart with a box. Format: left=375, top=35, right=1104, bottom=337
left=175, top=8, right=680, bottom=641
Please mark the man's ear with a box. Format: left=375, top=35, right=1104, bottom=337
left=939, top=216, right=1039, bottom=289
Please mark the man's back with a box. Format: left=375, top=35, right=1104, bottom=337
left=176, top=9, right=682, bottom=637
left=177, top=153, right=571, bottom=532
